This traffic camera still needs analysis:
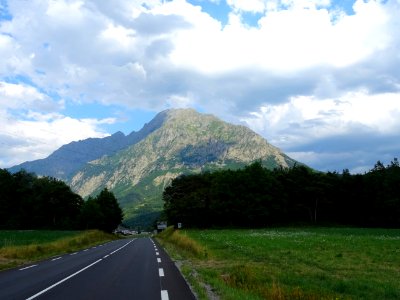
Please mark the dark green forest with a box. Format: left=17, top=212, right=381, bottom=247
left=0, top=169, right=122, bottom=232
left=163, top=159, right=400, bottom=228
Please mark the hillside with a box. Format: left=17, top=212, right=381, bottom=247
left=69, top=109, right=297, bottom=227
left=10, top=108, right=299, bottom=228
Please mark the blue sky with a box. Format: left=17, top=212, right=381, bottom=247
left=0, top=0, right=399, bottom=173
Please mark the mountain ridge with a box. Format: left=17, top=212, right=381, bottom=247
left=8, top=110, right=168, bottom=180
left=9, top=108, right=300, bottom=228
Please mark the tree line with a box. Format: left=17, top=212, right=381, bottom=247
left=163, top=159, right=400, bottom=228
left=0, top=169, right=123, bottom=232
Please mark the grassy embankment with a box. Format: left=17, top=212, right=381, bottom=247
left=157, top=227, right=400, bottom=300
left=0, top=230, right=118, bottom=270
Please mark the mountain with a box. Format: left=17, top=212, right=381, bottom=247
left=10, top=109, right=299, bottom=228
left=9, top=112, right=167, bottom=180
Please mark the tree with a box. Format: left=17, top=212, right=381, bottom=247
left=0, top=169, right=15, bottom=228
left=31, top=177, right=83, bottom=229
left=80, top=196, right=103, bottom=230
left=81, top=188, right=123, bottom=232
left=0, top=169, right=84, bottom=229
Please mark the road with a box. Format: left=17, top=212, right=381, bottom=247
left=0, top=238, right=195, bottom=300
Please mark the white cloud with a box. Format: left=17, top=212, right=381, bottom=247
left=2, top=0, right=398, bottom=104
left=241, top=90, right=400, bottom=172
left=169, top=0, right=394, bottom=73
left=0, top=81, right=61, bottom=111
left=242, top=90, right=400, bottom=147
left=100, top=22, right=136, bottom=50
left=166, top=93, right=196, bottom=108
left=0, top=81, right=112, bottom=167
left=227, top=0, right=266, bottom=13
left=285, top=150, right=374, bottom=173
left=226, top=0, right=332, bottom=13
left=1, top=0, right=400, bottom=173
left=0, top=111, right=111, bottom=167
left=280, top=0, right=331, bottom=9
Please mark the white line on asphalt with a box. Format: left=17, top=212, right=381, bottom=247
left=19, top=265, right=38, bottom=271
left=157, top=258, right=161, bottom=263
left=25, top=240, right=135, bottom=300
left=156, top=252, right=159, bottom=256
left=103, top=255, right=109, bottom=259
left=70, top=252, right=78, bottom=256
left=161, top=290, right=169, bottom=300
left=25, top=259, right=103, bottom=300
left=109, top=239, right=134, bottom=255
left=159, top=268, right=164, bottom=277
left=51, top=257, right=61, bottom=261
left=83, top=249, right=88, bottom=252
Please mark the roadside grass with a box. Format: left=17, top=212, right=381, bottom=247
left=157, top=226, right=207, bottom=259
left=157, top=227, right=400, bottom=300
left=0, top=230, right=118, bottom=270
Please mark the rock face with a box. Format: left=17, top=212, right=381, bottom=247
left=10, top=108, right=298, bottom=227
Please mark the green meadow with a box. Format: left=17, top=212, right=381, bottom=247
left=0, top=230, right=117, bottom=270
left=157, top=227, right=400, bottom=300
left=0, top=230, right=80, bottom=248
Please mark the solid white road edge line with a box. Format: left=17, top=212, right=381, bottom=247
left=161, top=290, right=169, bottom=300
left=25, top=259, right=103, bottom=300
left=19, top=265, right=38, bottom=271
left=70, top=252, right=78, bottom=255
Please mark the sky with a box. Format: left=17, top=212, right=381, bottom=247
left=0, top=0, right=399, bottom=173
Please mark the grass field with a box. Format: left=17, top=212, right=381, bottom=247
left=157, top=227, right=400, bottom=300
left=0, top=230, right=81, bottom=248
left=0, top=230, right=117, bottom=270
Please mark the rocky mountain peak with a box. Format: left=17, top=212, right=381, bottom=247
left=9, top=108, right=299, bottom=228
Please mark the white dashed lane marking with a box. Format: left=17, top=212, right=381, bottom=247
left=19, top=265, right=38, bottom=271
left=159, top=268, right=164, bottom=277
left=25, top=259, right=103, bottom=300
left=161, top=290, right=169, bottom=300
left=51, top=257, right=61, bottom=261
left=153, top=239, right=169, bottom=300
left=25, top=240, right=134, bottom=300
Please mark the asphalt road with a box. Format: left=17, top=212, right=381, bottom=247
left=0, top=237, right=195, bottom=300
